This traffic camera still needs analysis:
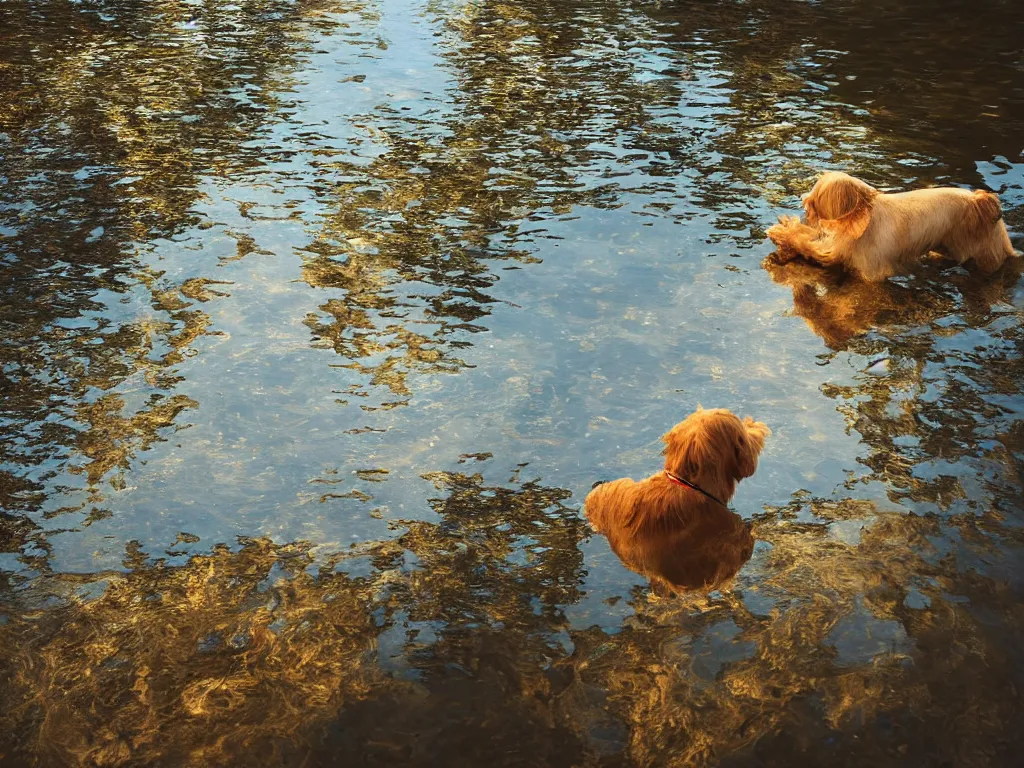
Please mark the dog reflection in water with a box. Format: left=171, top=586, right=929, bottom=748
left=585, top=408, right=768, bottom=596
left=763, top=256, right=918, bottom=348
left=764, top=254, right=1024, bottom=349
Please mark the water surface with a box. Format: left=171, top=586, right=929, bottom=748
left=1, top=0, right=1023, bottom=765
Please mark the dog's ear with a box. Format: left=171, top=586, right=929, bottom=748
left=732, top=417, right=769, bottom=480
left=823, top=204, right=872, bottom=240
left=731, top=428, right=757, bottom=480
left=812, top=174, right=877, bottom=241
left=662, top=422, right=702, bottom=479
left=802, top=192, right=817, bottom=223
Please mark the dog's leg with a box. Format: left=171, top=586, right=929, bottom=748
left=969, top=245, right=1010, bottom=273
left=767, top=216, right=842, bottom=267
left=975, top=222, right=1018, bottom=272
left=649, top=577, right=675, bottom=599
left=766, top=217, right=803, bottom=263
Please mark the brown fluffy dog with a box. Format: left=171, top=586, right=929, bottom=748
left=766, top=171, right=1017, bottom=281
left=585, top=408, right=769, bottom=595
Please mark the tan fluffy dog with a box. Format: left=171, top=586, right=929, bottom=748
left=585, top=408, right=769, bottom=595
left=766, top=171, right=1017, bottom=281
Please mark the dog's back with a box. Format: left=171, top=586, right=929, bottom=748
left=846, top=185, right=1015, bottom=279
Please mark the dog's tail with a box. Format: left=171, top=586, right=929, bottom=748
left=967, top=189, right=1018, bottom=266
left=971, top=190, right=1003, bottom=224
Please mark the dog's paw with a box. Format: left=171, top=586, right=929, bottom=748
left=767, top=216, right=802, bottom=243
left=765, top=223, right=788, bottom=246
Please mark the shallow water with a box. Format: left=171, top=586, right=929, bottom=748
left=1, top=0, right=1023, bottom=764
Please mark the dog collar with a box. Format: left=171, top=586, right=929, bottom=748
left=663, top=470, right=729, bottom=508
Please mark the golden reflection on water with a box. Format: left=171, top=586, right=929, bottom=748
left=764, top=256, right=1024, bottom=350
left=2, top=0, right=1024, bottom=764
left=3, top=483, right=1022, bottom=765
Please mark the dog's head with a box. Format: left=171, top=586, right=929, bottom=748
left=803, top=172, right=878, bottom=240
left=662, top=408, right=769, bottom=484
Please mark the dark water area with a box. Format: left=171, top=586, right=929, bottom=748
left=2, top=0, right=1023, bottom=764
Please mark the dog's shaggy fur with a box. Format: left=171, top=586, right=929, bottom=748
left=766, top=171, right=1017, bottom=281
left=585, top=408, right=768, bottom=595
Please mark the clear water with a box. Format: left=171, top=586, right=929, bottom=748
left=1, top=0, right=1023, bottom=764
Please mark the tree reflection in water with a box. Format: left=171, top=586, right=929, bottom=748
left=3, top=478, right=1022, bottom=765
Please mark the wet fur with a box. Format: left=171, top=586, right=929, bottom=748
left=585, top=408, right=769, bottom=594
left=766, top=172, right=1017, bottom=281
